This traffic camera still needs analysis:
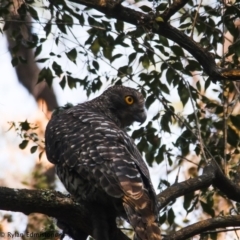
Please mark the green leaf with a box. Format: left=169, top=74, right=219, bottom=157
left=178, top=81, right=189, bottom=107
left=62, top=13, right=73, bottom=26
left=115, top=20, right=124, bottom=32
left=166, top=68, right=175, bottom=85
left=140, top=54, right=150, bottom=69
left=196, top=80, right=201, bottom=92
left=28, top=6, right=39, bottom=20
left=91, top=78, right=102, bottom=92
left=185, top=60, right=201, bottom=71
left=184, top=192, right=195, bottom=211
left=88, top=16, right=97, bottom=26
left=11, top=57, right=18, bottom=67
left=200, top=200, right=215, bottom=217
left=204, top=77, right=211, bottom=91
left=171, top=61, right=183, bottom=71
left=159, top=212, right=166, bottom=224
left=147, top=50, right=155, bottom=66
left=30, top=146, right=38, bottom=154
left=155, top=145, right=165, bottom=164
left=115, top=33, right=129, bottom=47
left=60, top=76, right=66, bottom=89
left=155, top=16, right=164, bottom=22
left=159, top=36, right=169, bottom=47
left=179, top=22, right=191, bottom=30
left=35, top=58, right=49, bottom=63
left=57, top=21, right=66, bottom=34
left=90, top=38, right=100, bottom=55
left=20, top=120, right=30, bottom=131
left=19, top=140, right=29, bottom=150
left=67, top=76, right=77, bottom=89
left=128, top=52, right=137, bottom=65
left=132, top=127, right=144, bottom=139
left=159, top=83, right=169, bottom=94
left=38, top=67, right=53, bottom=86
left=111, top=54, right=122, bottom=63
left=52, top=61, right=63, bottom=77
left=167, top=209, right=175, bottom=226
left=137, top=136, right=148, bottom=153
left=156, top=3, right=168, bottom=11
left=78, top=14, right=84, bottom=26
left=145, top=94, right=155, bottom=109
left=117, top=66, right=132, bottom=77
left=103, top=47, right=113, bottom=60
left=55, top=37, right=59, bottom=46
left=139, top=5, right=152, bottom=12
left=160, top=112, right=171, bottom=133
left=44, top=22, right=52, bottom=37
left=171, top=45, right=184, bottom=57
left=92, top=60, right=99, bottom=70
left=66, top=49, right=77, bottom=63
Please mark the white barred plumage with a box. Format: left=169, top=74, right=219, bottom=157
left=45, top=85, right=161, bottom=240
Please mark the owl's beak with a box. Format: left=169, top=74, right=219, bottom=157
left=134, top=109, right=147, bottom=124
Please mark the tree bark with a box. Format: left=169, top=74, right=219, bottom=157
left=6, top=0, right=58, bottom=111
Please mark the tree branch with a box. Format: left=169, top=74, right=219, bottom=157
left=157, top=163, right=215, bottom=209
left=163, top=215, right=240, bottom=240
left=0, top=187, right=130, bottom=240
left=212, top=159, right=240, bottom=202
left=158, top=160, right=240, bottom=210
left=61, top=0, right=240, bottom=80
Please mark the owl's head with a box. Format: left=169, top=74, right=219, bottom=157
left=100, top=85, right=147, bottom=128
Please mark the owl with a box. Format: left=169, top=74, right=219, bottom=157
left=45, top=85, right=161, bottom=240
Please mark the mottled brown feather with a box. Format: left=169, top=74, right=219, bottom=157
left=45, top=86, right=161, bottom=240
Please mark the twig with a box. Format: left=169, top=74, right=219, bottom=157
left=186, top=82, right=208, bottom=163
left=190, top=0, right=203, bottom=39
left=223, top=82, right=228, bottom=175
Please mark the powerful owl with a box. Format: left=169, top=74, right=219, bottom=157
left=45, top=85, right=161, bottom=240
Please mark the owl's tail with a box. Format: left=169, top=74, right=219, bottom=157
left=123, top=202, right=161, bottom=240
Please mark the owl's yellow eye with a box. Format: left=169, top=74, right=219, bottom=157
left=125, top=96, right=134, bottom=105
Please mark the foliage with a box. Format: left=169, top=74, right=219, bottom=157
left=2, top=0, right=240, bottom=239
left=8, top=120, right=45, bottom=159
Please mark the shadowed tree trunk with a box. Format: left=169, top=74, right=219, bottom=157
left=6, top=0, right=58, bottom=111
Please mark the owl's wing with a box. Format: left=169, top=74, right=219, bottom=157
left=46, top=105, right=146, bottom=198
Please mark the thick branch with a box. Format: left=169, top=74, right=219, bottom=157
left=63, top=0, right=240, bottom=80
left=158, top=160, right=240, bottom=210
left=163, top=215, right=240, bottom=240
left=157, top=163, right=215, bottom=209
left=0, top=187, right=130, bottom=240
left=212, top=160, right=240, bottom=202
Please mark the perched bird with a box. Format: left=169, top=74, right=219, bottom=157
left=45, top=85, right=161, bottom=240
